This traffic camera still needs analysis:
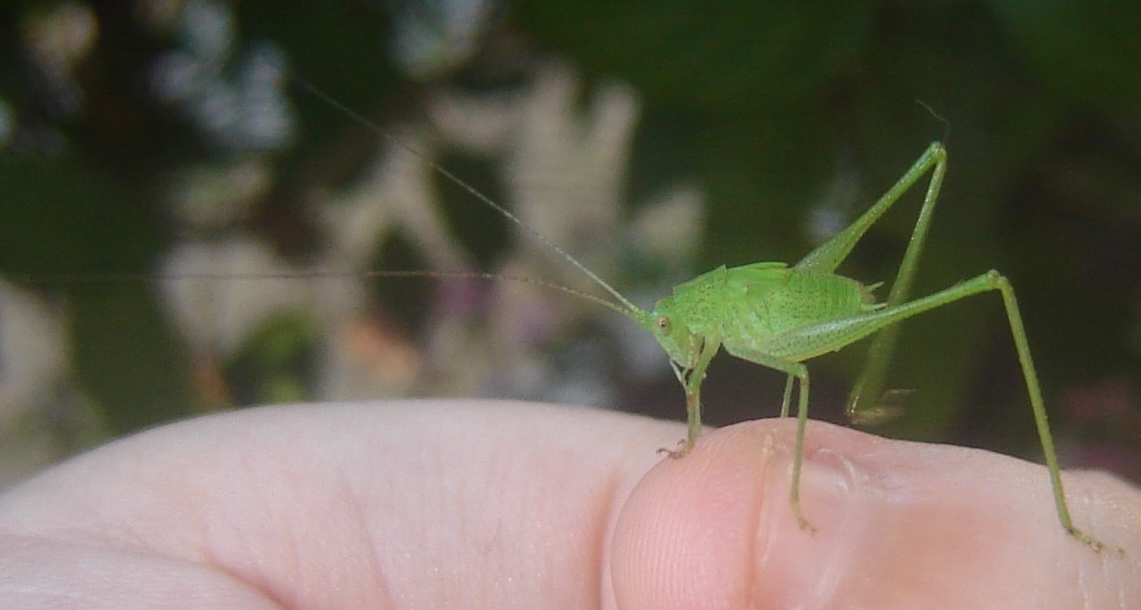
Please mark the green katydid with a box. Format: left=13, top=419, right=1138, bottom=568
left=639, top=143, right=1105, bottom=549
left=301, top=82, right=1104, bottom=550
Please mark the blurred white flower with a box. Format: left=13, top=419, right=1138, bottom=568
left=389, top=0, right=502, bottom=79
left=149, top=0, right=294, bottom=152
left=154, top=60, right=703, bottom=407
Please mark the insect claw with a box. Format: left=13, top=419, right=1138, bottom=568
left=791, top=487, right=818, bottom=533
left=657, top=438, right=691, bottom=459
left=1068, top=526, right=1118, bottom=554
left=796, top=512, right=818, bottom=534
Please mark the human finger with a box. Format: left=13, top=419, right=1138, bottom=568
left=612, top=418, right=1141, bottom=609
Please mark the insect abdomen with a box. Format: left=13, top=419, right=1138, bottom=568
left=769, top=271, right=869, bottom=331
left=717, top=268, right=870, bottom=353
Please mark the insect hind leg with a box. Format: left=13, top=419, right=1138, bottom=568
left=763, top=270, right=1105, bottom=550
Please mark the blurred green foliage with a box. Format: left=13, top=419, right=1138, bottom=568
left=1, top=0, right=1139, bottom=476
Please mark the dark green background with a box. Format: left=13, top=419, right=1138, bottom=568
left=2, top=0, right=1139, bottom=481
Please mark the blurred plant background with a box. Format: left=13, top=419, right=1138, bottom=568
left=1, top=0, right=1139, bottom=487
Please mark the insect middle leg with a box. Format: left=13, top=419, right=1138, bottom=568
left=721, top=344, right=817, bottom=530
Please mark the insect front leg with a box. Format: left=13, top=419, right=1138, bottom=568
left=662, top=337, right=721, bottom=459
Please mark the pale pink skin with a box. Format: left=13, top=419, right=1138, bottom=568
left=1, top=401, right=1139, bottom=609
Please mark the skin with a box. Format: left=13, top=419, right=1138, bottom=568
left=0, top=400, right=1138, bottom=609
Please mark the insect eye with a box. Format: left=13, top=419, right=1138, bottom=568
left=655, top=316, right=671, bottom=334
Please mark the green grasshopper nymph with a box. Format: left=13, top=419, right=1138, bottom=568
left=301, top=80, right=1106, bottom=550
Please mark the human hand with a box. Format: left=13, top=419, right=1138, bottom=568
left=0, top=400, right=1138, bottom=609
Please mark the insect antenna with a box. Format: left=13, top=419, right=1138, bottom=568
left=12, top=269, right=634, bottom=319
left=291, top=76, right=648, bottom=323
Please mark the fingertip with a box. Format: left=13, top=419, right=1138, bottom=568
left=611, top=419, right=1140, bottom=610
left=610, top=420, right=861, bottom=609
left=611, top=423, right=767, bottom=609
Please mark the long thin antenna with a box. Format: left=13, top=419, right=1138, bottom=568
left=915, top=99, right=951, bottom=144
left=14, top=269, right=634, bottom=319
left=291, top=76, right=647, bottom=321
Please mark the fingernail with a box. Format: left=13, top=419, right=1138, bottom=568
left=753, top=446, right=864, bottom=607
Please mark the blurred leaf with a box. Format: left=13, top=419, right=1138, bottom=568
left=515, top=0, right=874, bottom=111
left=0, top=154, right=194, bottom=432
left=992, top=0, right=1141, bottom=122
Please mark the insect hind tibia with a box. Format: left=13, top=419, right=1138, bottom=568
left=845, top=387, right=911, bottom=427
